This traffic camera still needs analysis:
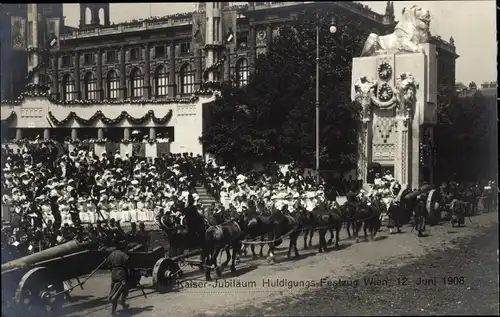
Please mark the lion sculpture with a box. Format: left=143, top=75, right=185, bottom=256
left=361, top=5, right=431, bottom=57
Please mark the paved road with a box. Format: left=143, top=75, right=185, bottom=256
left=58, top=211, right=498, bottom=317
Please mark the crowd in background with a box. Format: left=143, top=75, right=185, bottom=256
left=1, top=138, right=205, bottom=257
left=1, top=136, right=497, bottom=260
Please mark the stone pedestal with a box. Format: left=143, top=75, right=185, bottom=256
left=94, top=144, right=106, bottom=157
left=120, top=143, right=133, bottom=157
left=145, top=143, right=157, bottom=158
left=351, top=45, right=437, bottom=189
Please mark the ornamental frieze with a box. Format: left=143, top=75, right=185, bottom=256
left=354, top=72, right=419, bottom=125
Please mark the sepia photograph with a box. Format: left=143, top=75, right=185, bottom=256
left=0, top=1, right=497, bottom=316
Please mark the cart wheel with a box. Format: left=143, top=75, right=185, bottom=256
left=153, top=257, right=180, bottom=293
left=15, top=267, right=65, bottom=314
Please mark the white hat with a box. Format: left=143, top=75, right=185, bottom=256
left=131, top=180, right=139, bottom=185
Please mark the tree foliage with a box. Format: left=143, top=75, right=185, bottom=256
left=202, top=9, right=368, bottom=172
left=434, top=85, right=494, bottom=182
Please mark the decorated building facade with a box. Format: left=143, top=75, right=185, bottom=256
left=0, top=2, right=458, bottom=158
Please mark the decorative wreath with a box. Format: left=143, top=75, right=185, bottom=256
left=48, top=109, right=173, bottom=127
left=377, top=83, right=394, bottom=102
left=377, top=62, right=392, bottom=81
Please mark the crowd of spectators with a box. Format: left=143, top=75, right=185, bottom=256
left=1, top=138, right=205, bottom=256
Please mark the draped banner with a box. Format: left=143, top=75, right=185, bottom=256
left=132, top=143, right=145, bottom=157
left=156, top=142, right=170, bottom=157
left=106, top=142, right=120, bottom=156
left=11, top=16, right=27, bottom=50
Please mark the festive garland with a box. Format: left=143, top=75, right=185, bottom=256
left=204, top=58, right=225, bottom=72
left=202, top=81, right=223, bottom=90
left=377, top=83, right=394, bottom=102
left=203, top=44, right=225, bottom=52
left=26, top=47, right=50, bottom=53
left=1, top=91, right=199, bottom=105
left=377, top=62, right=392, bottom=81
left=48, top=109, right=173, bottom=126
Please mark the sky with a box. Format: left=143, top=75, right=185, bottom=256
left=62, top=1, right=497, bottom=85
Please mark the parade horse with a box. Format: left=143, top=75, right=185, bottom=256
left=352, top=199, right=383, bottom=242
left=265, top=205, right=301, bottom=261
left=298, top=204, right=317, bottom=250
left=242, top=200, right=276, bottom=258
left=203, top=208, right=244, bottom=280
left=313, top=201, right=344, bottom=252
left=341, top=201, right=358, bottom=239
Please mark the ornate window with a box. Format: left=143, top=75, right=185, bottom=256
left=84, top=72, right=97, bottom=100
left=130, top=68, right=144, bottom=99
left=236, top=58, right=249, bottom=87
left=62, top=74, right=74, bottom=101
left=107, top=70, right=119, bottom=99
left=155, top=65, right=169, bottom=97
left=180, top=63, right=194, bottom=95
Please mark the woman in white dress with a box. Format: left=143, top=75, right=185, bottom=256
left=145, top=193, right=155, bottom=221
left=137, top=195, right=147, bottom=222
left=129, top=196, right=139, bottom=223
left=97, top=195, right=110, bottom=221
left=119, top=197, right=131, bottom=223
left=108, top=196, right=118, bottom=221
left=77, top=198, right=89, bottom=224
left=41, top=203, right=55, bottom=228
left=60, top=204, right=73, bottom=227
left=85, top=197, right=98, bottom=224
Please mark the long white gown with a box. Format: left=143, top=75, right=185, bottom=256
left=119, top=201, right=131, bottom=223
left=137, top=201, right=147, bottom=222
left=129, top=201, right=138, bottom=223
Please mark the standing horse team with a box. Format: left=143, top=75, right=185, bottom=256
left=157, top=194, right=393, bottom=281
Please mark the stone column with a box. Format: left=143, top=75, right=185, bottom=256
left=248, top=25, right=256, bottom=76
left=74, top=52, right=81, bottom=99
left=50, top=55, right=59, bottom=100
left=224, top=46, right=231, bottom=83
left=119, top=46, right=126, bottom=99
left=71, top=128, right=78, bottom=140
left=123, top=128, right=130, bottom=140
left=168, top=42, right=176, bottom=96
left=357, top=122, right=373, bottom=184
left=15, top=128, right=23, bottom=141
left=194, top=48, right=202, bottom=90
left=144, top=44, right=151, bottom=99
left=95, top=48, right=103, bottom=100
left=149, top=127, right=156, bottom=140
left=43, top=128, right=50, bottom=140
left=97, top=128, right=104, bottom=140
left=265, top=24, right=272, bottom=52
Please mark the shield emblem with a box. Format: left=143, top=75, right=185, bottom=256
left=132, top=143, right=145, bottom=157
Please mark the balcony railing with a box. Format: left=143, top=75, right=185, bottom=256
left=60, top=17, right=192, bottom=41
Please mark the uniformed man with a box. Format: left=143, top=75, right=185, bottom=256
left=107, top=241, right=130, bottom=315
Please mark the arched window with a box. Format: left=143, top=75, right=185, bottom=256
left=130, top=68, right=144, bottom=99
left=107, top=70, right=119, bottom=99
left=84, top=72, right=97, bottom=100
left=62, top=74, right=74, bottom=101
left=180, top=63, right=194, bottom=95
left=155, top=65, right=169, bottom=97
left=236, top=58, right=249, bottom=87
